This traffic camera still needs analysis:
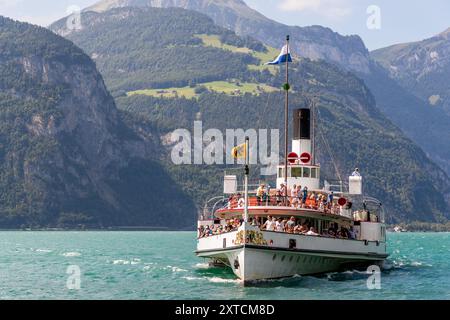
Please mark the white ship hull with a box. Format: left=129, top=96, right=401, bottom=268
left=196, top=225, right=387, bottom=283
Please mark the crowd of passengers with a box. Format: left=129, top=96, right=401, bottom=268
left=258, top=216, right=356, bottom=239
left=198, top=216, right=356, bottom=240
left=228, top=183, right=346, bottom=214
left=198, top=218, right=242, bottom=238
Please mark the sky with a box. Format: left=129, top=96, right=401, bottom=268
left=0, top=0, right=449, bottom=50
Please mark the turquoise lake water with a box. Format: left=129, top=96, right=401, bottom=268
left=0, top=231, right=448, bottom=300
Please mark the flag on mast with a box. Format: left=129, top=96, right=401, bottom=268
left=231, top=142, right=247, bottom=159
left=265, top=45, right=292, bottom=65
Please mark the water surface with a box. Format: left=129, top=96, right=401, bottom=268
left=0, top=232, right=448, bottom=299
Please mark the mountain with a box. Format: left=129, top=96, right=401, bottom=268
left=372, top=28, right=450, bottom=116
left=361, top=62, right=450, bottom=176
left=50, top=7, right=450, bottom=223
left=369, top=29, right=450, bottom=175
left=85, top=0, right=372, bottom=74
left=83, top=0, right=450, bottom=179
left=51, top=7, right=265, bottom=94
left=0, top=16, right=196, bottom=229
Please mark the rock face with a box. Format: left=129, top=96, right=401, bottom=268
left=370, top=29, right=450, bottom=176
left=0, top=16, right=196, bottom=229
left=372, top=29, right=450, bottom=116
left=85, top=0, right=371, bottom=74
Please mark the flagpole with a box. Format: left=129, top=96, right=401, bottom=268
left=284, top=35, right=290, bottom=206
left=244, top=136, right=249, bottom=223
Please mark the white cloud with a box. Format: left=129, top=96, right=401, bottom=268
left=279, top=0, right=352, bottom=18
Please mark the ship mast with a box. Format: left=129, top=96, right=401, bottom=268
left=283, top=35, right=290, bottom=204
left=244, top=137, right=249, bottom=223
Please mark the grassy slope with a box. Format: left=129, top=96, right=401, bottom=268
left=195, top=34, right=279, bottom=72
left=127, top=81, right=279, bottom=98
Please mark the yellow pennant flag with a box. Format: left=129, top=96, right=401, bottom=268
left=231, top=142, right=247, bottom=159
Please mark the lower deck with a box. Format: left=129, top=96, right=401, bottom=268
left=196, top=226, right=387, bottom=282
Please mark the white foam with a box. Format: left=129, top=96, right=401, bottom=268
left=194, top=263, right=210, bottom=269
left=62, top=252, right=81, bottom=257
left=181, top=276, right=240, bottom=284
left=112, top=258, right=141, bottom=265
left=207, top=277, right=240, bottom=284
left=165, top=265, right=188, bottom=273
left=182, top=276, right=201, bottom=281
left=35, top=249, right=52, bottom=253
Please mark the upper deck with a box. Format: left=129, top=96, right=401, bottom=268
left=202, top=188, right=384, bottom=226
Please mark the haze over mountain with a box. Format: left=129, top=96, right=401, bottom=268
left=50, top=7, right=450, bottom=223
left=0, top=16, right=196, bottom=229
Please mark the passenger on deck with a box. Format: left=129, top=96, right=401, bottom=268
left=301, top=186, right=308, bottom=207
left=287, top=216, right=296, bottom=230
left=308, top=192, right=317, bottom=209
left=318, top=195, right=326, bottom=211
left=279, top=183, right=287, bottom=205
left=237, top=194, right=245, bottom=208
left=270, top=217, right=277, bottom=231
left=306, top=227, right=319, bottom=236
left=198, top=226, right=205, bottom=238
left=262, top=215, right=274, bottom=231
left=327, top=226, right=336, bottom=237
left=296, top=185, right=302, bottom=208
left=327, top=192, right=334, bottom=209
left=298, top=224, right=309, bottom=234
left=276, top=190, right=283, bottom=206
left=290, top=184, right=298, bottom=208
left=348, top=227, right=356, bottom=240
left=352, top=168, right=361, bottom=176
left=276, top=218, right=285, bottom=232
left=227, top=195, right=234, bottom=209
left=256, top=184, right=267, bottom=206
left=337, top=227, right=349, bottom=239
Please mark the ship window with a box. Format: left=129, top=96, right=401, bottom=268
left=272, top=254, right=277, bottom=261
left=311, top=168, right=317, bottom=178
left=303, top=167, right=310, bottom=178
left=289, top=239, right=296, bottom=249
left=291, top=167, right=302, bottom=178
left=278, top=168, right=283, bottom=178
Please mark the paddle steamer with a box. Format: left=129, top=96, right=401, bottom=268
left=195, top=36, right=388, bottom=284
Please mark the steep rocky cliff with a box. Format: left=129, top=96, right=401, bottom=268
left=0, top=16, right=196, bottom=229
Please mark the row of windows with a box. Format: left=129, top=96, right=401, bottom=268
left=278, top=167, right=319, bottom=179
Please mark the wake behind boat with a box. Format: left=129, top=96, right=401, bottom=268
left=195, top=36, right=388, bottom=284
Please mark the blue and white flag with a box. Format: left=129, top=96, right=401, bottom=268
left=265, top=45, right=293, bottom=65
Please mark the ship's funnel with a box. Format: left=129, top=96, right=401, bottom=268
left=293, top=108, right=310, bottom=140
left=292, top=108, right=312, bottom=164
